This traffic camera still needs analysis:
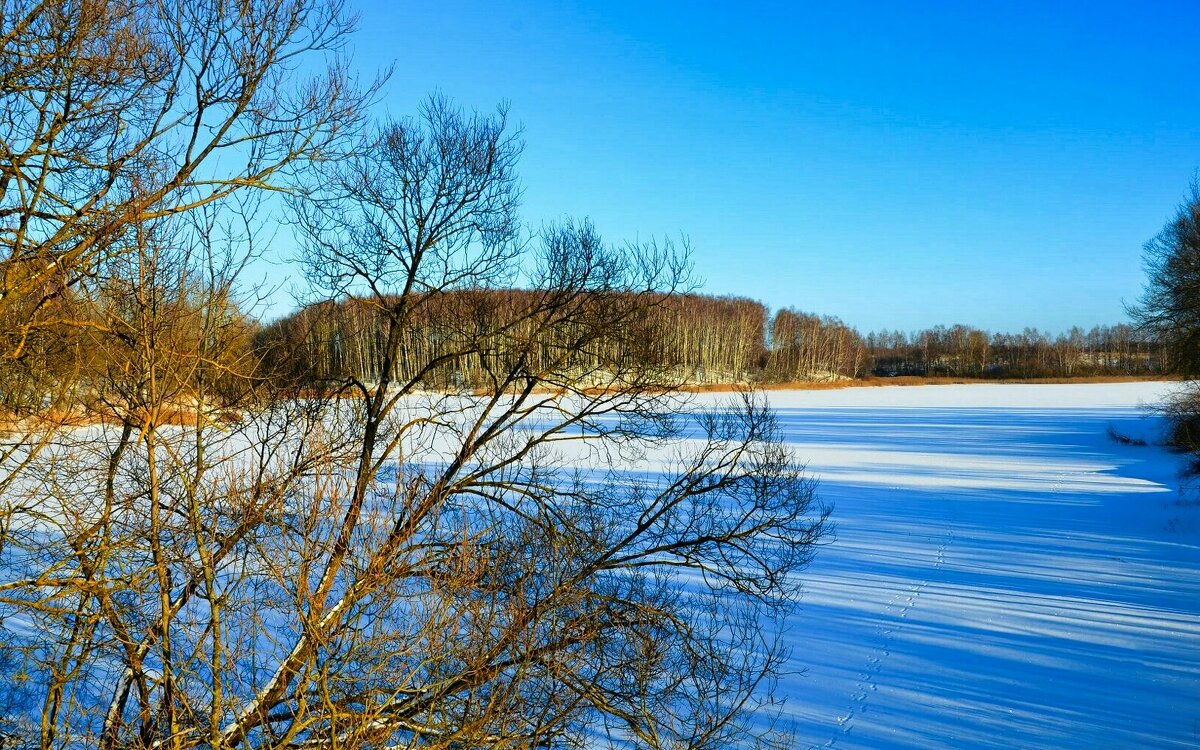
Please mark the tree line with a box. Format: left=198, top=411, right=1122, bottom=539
left=3, top=281, right=1167, bottom=419
left=865, top=323, right=1162, bottom=379
left=256, top=295, right=1166, bottom=391
left=256, top=291, right=770, bottom=390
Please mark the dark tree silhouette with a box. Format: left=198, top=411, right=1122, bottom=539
left=1132, top=181, right=1200, bottom=457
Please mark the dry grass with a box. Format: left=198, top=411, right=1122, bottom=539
left=0, top=404, right=240, bottom=432
left=685, top=374, right=1182, bottom=393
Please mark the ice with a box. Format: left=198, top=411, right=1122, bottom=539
left=732, top=382, right=1200, bottom=749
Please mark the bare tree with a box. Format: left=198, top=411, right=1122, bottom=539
left=0, top=0, right=373, bottom=492
left=232, top=94, right=831, bottom=749
left=0, top=23, right=827, bottom=750
left=0, top=212, right=341, bottom=747
left=0, top=96, right=824, bottom=749
left=1132, top=180, right=1200, bottom=377
left=1132, top=180, right=1200, bottom=459
left=0, top=0, right=376, bottom=745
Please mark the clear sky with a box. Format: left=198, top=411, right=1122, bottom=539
left=287, top=0, right=1200, bottom=334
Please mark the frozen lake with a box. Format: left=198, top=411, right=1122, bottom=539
left=5, top=381, right=1195, bottom=747
left=741, top=382, right=1200, bottom=749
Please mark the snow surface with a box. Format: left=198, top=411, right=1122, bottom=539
left=11, top=382, right=1194, bottom=746
left=723, top=382, right=1200, bottom=749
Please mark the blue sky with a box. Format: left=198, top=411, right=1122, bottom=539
left=295, top=0, right=1200, bottom=333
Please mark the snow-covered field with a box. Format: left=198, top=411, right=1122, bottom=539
left=741, top=382, right=1200, bottom=749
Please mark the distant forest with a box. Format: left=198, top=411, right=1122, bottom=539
left=259, top=292, right=1165, bottom=388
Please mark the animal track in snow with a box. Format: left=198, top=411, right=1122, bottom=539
left=821, top=527, right=955, bottom=748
